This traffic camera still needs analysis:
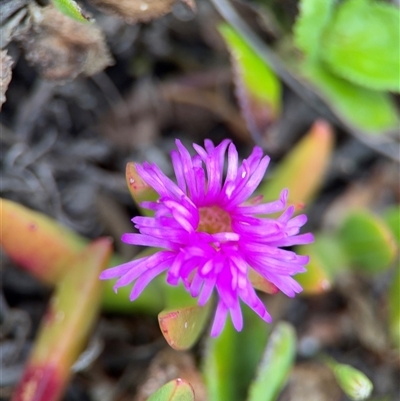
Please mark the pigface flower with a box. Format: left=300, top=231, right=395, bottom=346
left=100, top=139, right=313, bottom=336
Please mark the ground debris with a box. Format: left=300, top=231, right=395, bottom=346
left=279, top=362, right=342, bottom=401
left=15, top=3, right=113, bottom=82
left=88, top=0, right=196, bottom=24
left=0, top=50, right=13, bottom=109
left=134, top=347, right=207, bottom=401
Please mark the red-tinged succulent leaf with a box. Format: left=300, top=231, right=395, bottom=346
left=1, top=197, right=87, bottom=284
left=126, top=162, right=159, bottom=216
left=12, top=238, right=112, bottom=401
left=159, top=303, right=212, bottom=350
left=11, top=364, right=64, bottom=401
left=218, top=23, right=281, bottom=138
left=147, top=379, right=195, bottom=401
left=1, top=199, right=167, bottom=314
left=258, top=120, right=334, bottom=207
left=248, top=269, right=279, bottom=294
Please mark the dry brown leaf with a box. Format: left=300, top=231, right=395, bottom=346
left=0, top=50, right=13, bottom=109
left=89, top=0, right=196, bottom=23
left=17, top=4, right=113, bottom=81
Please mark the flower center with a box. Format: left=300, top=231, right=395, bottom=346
left=198, top=206, right=232, bottom=234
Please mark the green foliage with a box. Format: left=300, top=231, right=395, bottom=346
left=302, top=61, right=398, bottom=133
left=203, top=318, right=238, bottom=401
left=293, top=0, right=335, bottom=59
left=321, top=0, right=400, bottom=92
left=296, top=234, right=348, bottom=294
left=338, top=210, right=397, bottom=274
left=126, top=162, right=159, bottom=217
left=52, top=0, right=91, bottom=22
left=147, top=379, right=195, bottom=401
left=325, top=358, right=373, bottom=400
left=293, top=0, right=399, bottom=133
left=219, top=24, right=281, bottom=114
left=258, top=119, right=333, bottom=205
left=13, top=239, right=112, bottom=401
left=102, top=273, right=165, bottom=315
left=218, top=23, right=281, bottom=135
left=158, top=283, right=212, bottom=350
left=203, top=306, right=270, bottom=401
left=247, top=322, right=296, bottom=401
left=383, top=205, right=400, bottom=244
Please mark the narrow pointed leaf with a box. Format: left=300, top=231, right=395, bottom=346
left=1, top=198, right=165, bottom=314
left=126, top=162, right=159, bottom=216
left=1, top=198, right=86, bottom=284
left=203, top=306, right=270, bottom=401
left=202, top=319, right=240, bottom=401
left=258, top=120, right=334, bottom=207
left=321, top=0, right=400, bottom=92
left=12, top=238, right=112, bottom=401
left=338, top=210, right=398, bottom=274
left=302, top=61, right=398, bottom=133
left=247, top=322, right=296, bottom=401
left=219, top=23, right=281, bottom=137
left=147, top=379, right=195, bottom=401
left=52, top=0, right=92, bottom=22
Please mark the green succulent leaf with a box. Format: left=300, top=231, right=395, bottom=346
left=0, top=198, right=166, bottom=315
left=321, top=0, right=400, bottom=92
left=258, top=120, right=334, bottom=207
left=12, top=239, right=112, bottom=401
left=247, top=322, right=296, bottom=401
left=293, top=0, right=335, bottom=59
left=338, top=210, right=398, bottom=274
left=218, top=23, right=281, bottom=136
left=203, top=306, right=270, bottom=401
left=296, top=234, right=350, bottom=294
left=147, top=379, right=195, bottom=401
left=302, top=61, right=398, bottom=133
left=158, top=304, right=212, bottom=351
left=126, top=162, right=159, bottom=217
left=325, top=358, right=373, bottom=400
left=203, top=318, right=238, bottom=401
left=52, top=0, right=92, bottom=22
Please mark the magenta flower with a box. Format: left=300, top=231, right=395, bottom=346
left=100, top=139, right=313, bottom=336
